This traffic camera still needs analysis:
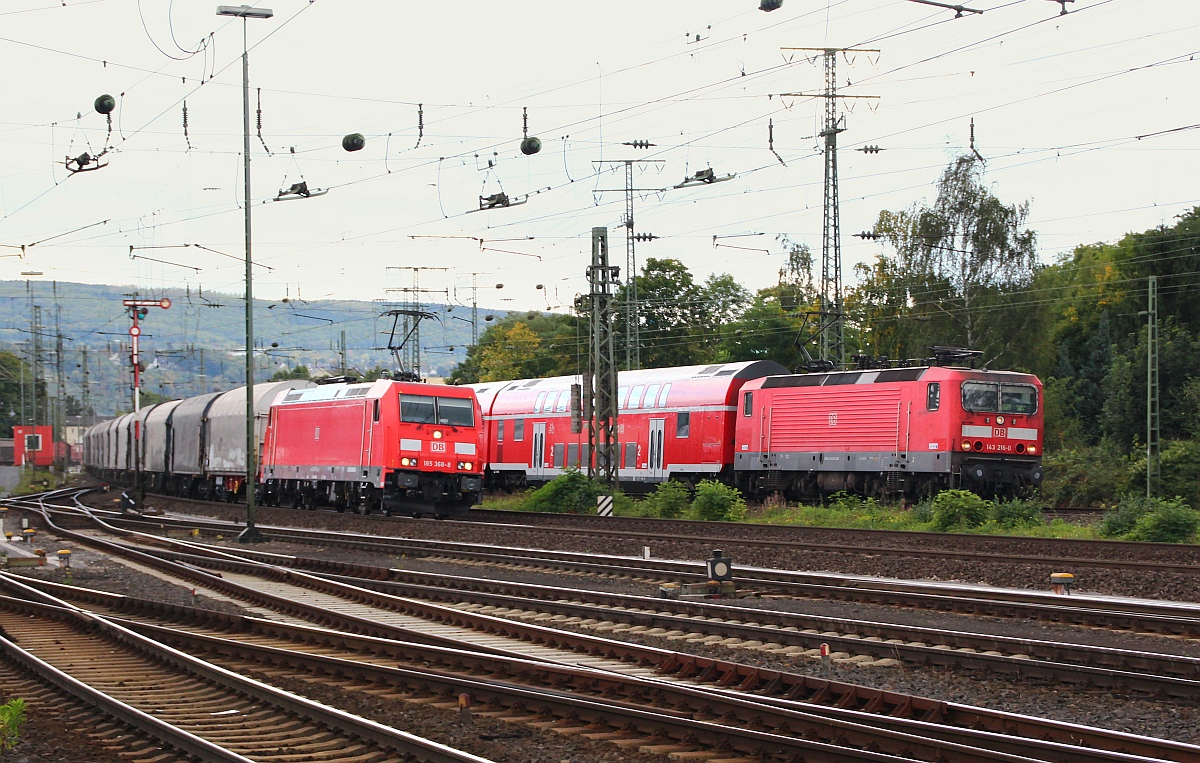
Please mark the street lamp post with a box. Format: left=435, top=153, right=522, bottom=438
left=217, top=4, right=273, bottom=543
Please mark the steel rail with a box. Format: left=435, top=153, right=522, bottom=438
left=3, top=574, right=1189, bottom=763
left=14, top=514, right=1200, bottom=763
left=0, top=593, right=492, bottom=763
left=73, top=527, right=1200, bottom=700
left=93, top=510, right=1200, bottom=636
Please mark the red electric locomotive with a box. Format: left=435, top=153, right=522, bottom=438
left=470, top=360, right=787, bottom=492
left=259, top=378, right=485, bottom=517
left=733, top=366, right=1044, bottom=498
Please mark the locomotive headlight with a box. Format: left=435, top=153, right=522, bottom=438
left=433, top=430, right=443, bottom=439
left=463, top=461, right=474, bottom=471
left=401, top=457, right=413, bottom=467
left=996, top=416, right=1005, bottom=425
left=1027, top=445, right=1037, bottom=455
left=961, top=440, right=972, bottom=451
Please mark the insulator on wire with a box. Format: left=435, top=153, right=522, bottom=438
left=94, top=94, right=116, bottom=115
left=520, top=106, right=541, bottom=155
left=858, top=145, right=883, bottom=154
left=343, top=133, right=366, bottom=152
left=182, top=101, right=191, bottom=150
left=623, top=140, right=654, bottom=149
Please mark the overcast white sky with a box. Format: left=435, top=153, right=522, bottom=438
left=1, top=0, right=1197, bottom=316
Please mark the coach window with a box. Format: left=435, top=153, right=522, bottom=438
left=743, top=392, right=753, bottom=416
left=628, top=385, right=645, bottom=410
left=400, top=394, right=436, bottom=424
left=657, top=383, right=671, bottom=408
left=926, top=382, right=940, bottom=411
left=534, top=391, right=548, bottom=414
left=676, top=411, right=691, bottom=438
left=497, top=420, right=505, bottom=442
left=644, top=384, right=660, bottom=409
left=513, top=418, right=525, bottom=442
left=556, top=389, right=569, bottom=412
left=617, top=386, right=629, bottom=409
left=437, top=396, right=475, bottom=427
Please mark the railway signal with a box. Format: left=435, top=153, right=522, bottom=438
left=122, top=296, right=171, bottom=512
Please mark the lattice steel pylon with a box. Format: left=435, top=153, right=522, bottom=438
left=819, top=50, right=844, bottom=366
left=581, top=227, right=619, bottom=489
left=593, top=157, right=664, bottom=370
left=782, top=47, right=879, bottom=368
left=1146, top=274, right=1160, bottom=497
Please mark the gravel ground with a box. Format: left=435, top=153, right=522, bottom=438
left=20, top=498, right=1200, bottom=754
left=145, top=498, right=1200, bottom=602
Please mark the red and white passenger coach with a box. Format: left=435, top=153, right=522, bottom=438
left=470, top=360, right=788, bottom=492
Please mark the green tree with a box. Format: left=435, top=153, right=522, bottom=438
left=618, top=258, right=712, bottom=367
left=269, top=364, right=311, bottom=381
left=449, top=313, right=581, bottom=384
left=857, top=155, right=1038, bottom=366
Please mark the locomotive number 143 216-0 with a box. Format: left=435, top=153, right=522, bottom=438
left=423, top=459, right=452, bottom=468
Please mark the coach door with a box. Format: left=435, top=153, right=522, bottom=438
left=531, top=422, right=547, bottom=480
left=648, top=418, right=666, bottom=480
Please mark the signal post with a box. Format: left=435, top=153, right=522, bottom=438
left=123, top=297, right=171, bottom=511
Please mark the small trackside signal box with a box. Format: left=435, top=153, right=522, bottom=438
left=706, top=549, right=733, bottom=582
left=1050, top=572, right=1075, bottom=595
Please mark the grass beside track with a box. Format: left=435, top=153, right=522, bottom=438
left=479, top=491, right=1104, bottom=540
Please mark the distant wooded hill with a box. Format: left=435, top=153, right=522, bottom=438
left=0, top=280, right=512, bottom=417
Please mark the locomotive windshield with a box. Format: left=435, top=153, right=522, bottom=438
left=436, top=396, right=475, bottom=427
left=399, top=394, right=475, bottom=427
left=961, top=381, right=1038, bottom=414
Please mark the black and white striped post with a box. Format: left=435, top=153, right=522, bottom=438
left=596, top=494, right=614, bottom=517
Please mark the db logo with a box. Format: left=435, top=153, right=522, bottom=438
left=828, top=412, right=838, bottom=426
left=430, top=441, right=447, bottom=452
left=993, top=428, right=1007, bottom=438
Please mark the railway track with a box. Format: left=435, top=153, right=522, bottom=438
left=0, top=594, right=490, bottom=763
left=4, top=567, right=1197, bottom=763
left=460, top=508, right=1188, bottom=565
left=14, top=491, right=1200, bottom=753
left=31, top=496, right=1200, bottom=701
left=115, top=534, right=1200, bottom=698
left=91, top=507, right=1200, bottom=637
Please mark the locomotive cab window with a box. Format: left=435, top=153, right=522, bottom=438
left=1000, top=384, right=1038, bottom=414
left=926, top=382, right=940, bottom=411
left=399, top=394, right=436, bottom=424
left=437, top=397, right=475, bottom=427
left=743, top=392, right=753, bottom=416
left=961, top=382, right=1038, bottom=414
